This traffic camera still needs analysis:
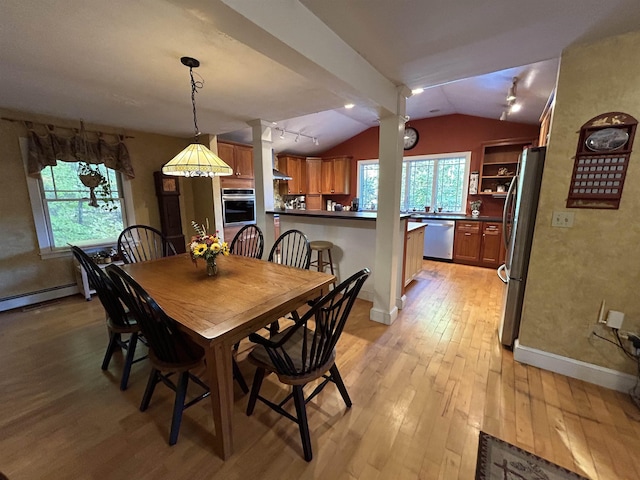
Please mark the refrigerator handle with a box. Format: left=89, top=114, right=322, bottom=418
left=497, top=264, right=508, bottom=284
left=502, top=174, right=518, bottom=250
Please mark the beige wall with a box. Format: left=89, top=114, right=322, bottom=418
left=519, top=31, right=640, bottom=374
left=0, top=109, right=191, bottom=300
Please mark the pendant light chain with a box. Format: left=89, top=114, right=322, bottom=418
left=189, top=67, right=204, bottom=140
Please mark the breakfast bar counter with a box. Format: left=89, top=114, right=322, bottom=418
left=266, top=210, right=411, bottom=304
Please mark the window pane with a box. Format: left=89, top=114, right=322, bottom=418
left=41, top=162, right=125, bottom=247
left=360, top=163, right=379, bottom=210
left=47, top=200, right=125, bottom=246
left=404, top=159, right=434, bottom=211
left=436, top=157, right=466, bottom=212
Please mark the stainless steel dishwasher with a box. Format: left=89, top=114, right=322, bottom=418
left=423, top=220, right=455, bottom=259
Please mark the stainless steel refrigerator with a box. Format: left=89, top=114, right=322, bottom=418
left=497, top=146, right=546, bottom=347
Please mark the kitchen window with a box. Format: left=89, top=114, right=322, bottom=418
left=357, top=152, right=471, bottom=213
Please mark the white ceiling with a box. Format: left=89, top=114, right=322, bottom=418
left=2, top=0, right=640, bottom=156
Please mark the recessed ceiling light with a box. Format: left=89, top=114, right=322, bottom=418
left=411, top=88, right=424, bottom=95
left=344, top=103, right=355, bottom=109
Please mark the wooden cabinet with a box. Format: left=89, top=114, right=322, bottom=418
left=218, top=142, right=254, bottom=179
left=453, top=221, right=481, bottom=263
left=306, top=157, right=322, bottom=195
left=306, top=194, right=323, bottom=211
left=453, top=220, right=505, bottom=268
left=321, top=156, right=351, bottom=194
left=278, top=155, right=307, bottom=194
left=479, top=138, right=535, bottom=195
left=403, top=223, right=426, bottom=289
left=479, top=222, right=502, bottom=268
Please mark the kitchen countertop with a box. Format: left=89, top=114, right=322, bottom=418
left=267, top=209, right=501, bottom=223
left=267, top=209, right=413, bottom=221
left=409, top=213, right=503, bottom=222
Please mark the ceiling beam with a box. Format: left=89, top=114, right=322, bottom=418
left=193, top=0, right=401, bottom=116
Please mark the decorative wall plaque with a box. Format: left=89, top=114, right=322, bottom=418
left=566, top=112, right=637, bottom=209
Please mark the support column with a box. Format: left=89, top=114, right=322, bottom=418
left=370, top=86, right=411, bottom=324
left=248, top=119, right=276, bottom=256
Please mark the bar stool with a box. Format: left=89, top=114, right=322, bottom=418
left=309, top=240, right=335, bottom=275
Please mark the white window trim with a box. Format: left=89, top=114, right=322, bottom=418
left=357, top=151, right=472, bottom=214
left=20, top=137, right=136, bottom=259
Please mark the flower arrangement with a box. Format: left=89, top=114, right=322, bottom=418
left=189, top=221, right=229, bottom=274
left=470, top=199, right=482, bottom=211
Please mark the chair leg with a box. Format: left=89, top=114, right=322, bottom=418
left=120, top=332, right=138, bottom=391
left=293, top=385, right=313, bottom=462
left=101, top=332, right=120, bottom=370
left=330, top=364, right=352, bottom=408
left=246, top=367, right=266, bottom=415
left=326, top=248, right=335, bottom=275
left=140, top=368, right=159, bottom=411
left=233, top=358, right=249, bottom=394
left=269, top=320, right=280, bottom=337
left=169, top=371, right=189, bottom=446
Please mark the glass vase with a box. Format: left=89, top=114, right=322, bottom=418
left=206, top=257, right=218, bottom=277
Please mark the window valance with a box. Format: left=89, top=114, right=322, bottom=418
left=26, top=122, right=135, bottom=178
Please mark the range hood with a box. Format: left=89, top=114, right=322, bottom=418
left=271, top=149, right=292, bottom=180
left=272, top=168, right=292, bottom=181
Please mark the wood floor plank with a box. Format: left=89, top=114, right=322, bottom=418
left=1, top=260, right=639, bottom=479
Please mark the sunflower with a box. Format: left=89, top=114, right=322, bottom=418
left=210, top=243, right=221, bottom=253
left=193, top=243, right=208, bottom=256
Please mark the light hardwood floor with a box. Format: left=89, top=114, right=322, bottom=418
left=1, top=261, right=640, bottom=479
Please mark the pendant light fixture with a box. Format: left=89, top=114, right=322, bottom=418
left=162, top=57, right=232, bottom=178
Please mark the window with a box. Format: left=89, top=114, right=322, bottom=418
left=22, top=138, right=134, bottom=256
left=357, top=152, right=471, bottom=213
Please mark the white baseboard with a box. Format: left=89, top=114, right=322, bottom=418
left=514, top=339, right=637, bottom=393
left=370, top=305, right=398, bottom=325
left=0, top=285, right=80, bottom=313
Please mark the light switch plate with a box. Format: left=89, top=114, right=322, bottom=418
left=552, top=211, right=575, bottom=228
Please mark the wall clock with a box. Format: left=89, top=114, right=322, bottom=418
left=404, top=126, right=419, bottom=150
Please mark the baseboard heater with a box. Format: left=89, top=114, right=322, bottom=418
left=0, top=283, right=79, bottom=313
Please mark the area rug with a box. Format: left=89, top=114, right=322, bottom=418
left=475, top=431, right=588, bottom=480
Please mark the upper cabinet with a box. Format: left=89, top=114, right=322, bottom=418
left=306, top=157, right=322, bottom=195
left=278, top=154, right=307, bottom=194
left=218, top=142, right=254, bottom=179
left=479, top=138, right=536, bottom=195
left=321, top=156, right=351, bottom=194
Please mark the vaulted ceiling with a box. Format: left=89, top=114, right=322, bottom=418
left=2, top=0, right=640, bottom=155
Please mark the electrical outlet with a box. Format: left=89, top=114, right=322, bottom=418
left=552, top=211, right=575, bottom=228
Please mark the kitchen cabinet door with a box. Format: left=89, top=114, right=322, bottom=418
left=321, top=156, right=351, bottom=194
left=279, top=155, right=306, bottom=195
left=234, top=145, right=254, bottom=179
left=480, top=222, right=502, bottom=268
left=453, top=222, right=481, bottom=263
left=306, top=158, right=322, bottom=194
left=217, top=142, right=254, bottom=179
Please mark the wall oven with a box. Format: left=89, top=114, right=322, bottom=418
left=221, top=188, right=256, bottom=227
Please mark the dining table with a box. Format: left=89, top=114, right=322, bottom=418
left=120, top=253, right=335, bottom=459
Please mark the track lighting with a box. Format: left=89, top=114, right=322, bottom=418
left=274, top=127, right=319, bottom=145
left=499, top=111, right=508, bottom=121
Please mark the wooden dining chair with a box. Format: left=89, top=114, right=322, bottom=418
left=117, top=225, right=177, bottom=264
left=246, top=268, right=370, bottom=461
left=230, top=224, right=264, bottom=259
left=71, top=246, right=144, bottom=390
left=267, top=229, right=311, bottom=269
left=266, top=229, right=312, bottom=334
left=106, top=264, right=210, bottom=445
